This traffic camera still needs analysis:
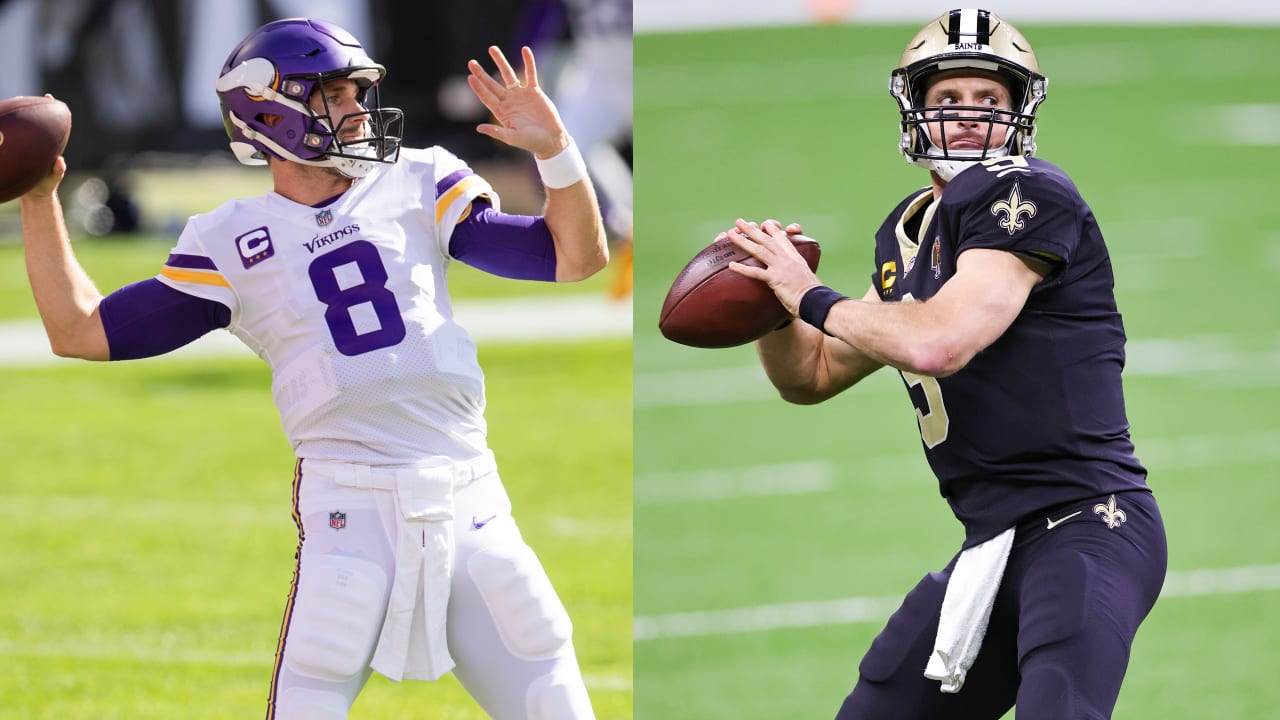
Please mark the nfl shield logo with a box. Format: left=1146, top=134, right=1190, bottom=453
left=329, top=511, right=346, bottom=530
left=315, top=208, right=333, bottom=226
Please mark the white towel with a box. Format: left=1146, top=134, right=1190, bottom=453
left=923, top=527, right=1016, bottom=693
left=329, top=453, right=497, bottom=682
left=370, top=467, right=457, bottom=682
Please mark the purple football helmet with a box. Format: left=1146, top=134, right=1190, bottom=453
left=216, top=18, right=403, bottom=178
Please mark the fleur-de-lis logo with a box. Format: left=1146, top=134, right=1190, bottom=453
left=1092, top=495, right=1127, bottom=529
left=990, top=180, right=1037, bottom=235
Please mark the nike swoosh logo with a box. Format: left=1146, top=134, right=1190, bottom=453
left=471, top=514, right=497, bottom=530
left=1046, top=510, right=1083, bottom=530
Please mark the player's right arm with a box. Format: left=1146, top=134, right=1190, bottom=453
left=20, top=158, right=231, bottom=362
left=756, top=283, right=885, bottom=404
left=19, top=157, right=110, bottom=360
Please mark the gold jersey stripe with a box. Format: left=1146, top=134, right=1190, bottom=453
left=895, top=188, right=938, bottom=274
left=160, top=266, right=231, bottom=288
left=435, top=174, right=487, bottom=224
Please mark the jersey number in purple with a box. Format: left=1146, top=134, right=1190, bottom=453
left=309, top=240, right=406, bottom=356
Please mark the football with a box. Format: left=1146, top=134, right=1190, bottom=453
left=0, top=96, right=71, bottom=203
left=659, top=234, right=821, bottom=348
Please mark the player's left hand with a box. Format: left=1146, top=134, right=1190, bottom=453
left=467, top=46, right=570, bottom=160
left=726, top=218, right=822, bottom=316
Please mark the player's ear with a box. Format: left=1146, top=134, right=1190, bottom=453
left=259, top=113, right=283, bottom=128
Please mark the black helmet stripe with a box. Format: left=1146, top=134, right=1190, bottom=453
left=948, top=8, right=993, bottom=47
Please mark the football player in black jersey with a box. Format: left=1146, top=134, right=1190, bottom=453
left=725, top=9, right=1166, bottom=719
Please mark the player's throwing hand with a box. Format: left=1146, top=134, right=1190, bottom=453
left=727, top=218, right=821, bottom=316
left=467, top=46, right=571, bottom=160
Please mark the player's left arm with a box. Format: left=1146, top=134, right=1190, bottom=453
left=729, top=219, right=1044, bottom=378
left=466, top=45, right=608, bottom=282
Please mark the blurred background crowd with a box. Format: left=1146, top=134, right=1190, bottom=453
left=0, top=0, right=632, bottom=257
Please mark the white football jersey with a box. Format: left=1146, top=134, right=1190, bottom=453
left=155, top=147, right=498, bottom=465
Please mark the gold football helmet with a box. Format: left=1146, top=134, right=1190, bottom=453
left=890, top=9, right=1047, bottom=181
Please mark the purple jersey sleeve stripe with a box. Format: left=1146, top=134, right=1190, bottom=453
left=100, top=278, right=232, bottom=360
left=435, top=168, right=475, bottom=197
left=165, top=253, right=219, bottom=271
left=450, top=201, right=557, bottom=282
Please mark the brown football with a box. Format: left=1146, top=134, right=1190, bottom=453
left=0, top=96, right=71, bottom=203
left=659, top=234, right=821, bottom=348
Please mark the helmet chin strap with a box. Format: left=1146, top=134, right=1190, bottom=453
left=916, top=138, right=1010, bottom=182
left=329, top=152, right=376, bottom=179
left=227, top=111, right=376, bottom=178
left=310, top=117, right=379, bottom=178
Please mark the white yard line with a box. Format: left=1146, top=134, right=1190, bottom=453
left=633, top=364, right=903, bottom=408
left=1138, top=431, right=1280, bottom=470
left=634, top=596, right=907, bottom=642
left=635, top=333, right=1280, bottom=408
left=0, top=294, right=631, bottom=367
left=636, top=461, right=839, bottom=504
left=1178, top=103, right=1280, bottom=146
left=634, top=563, right=1280, bottom=641
left=632, top=429, right=1280, bottom=497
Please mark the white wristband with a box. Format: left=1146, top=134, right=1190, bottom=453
left=535, top=139, right=588, bottom=189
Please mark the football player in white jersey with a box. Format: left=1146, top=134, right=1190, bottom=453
left=19, top=18, right=606, bottom=720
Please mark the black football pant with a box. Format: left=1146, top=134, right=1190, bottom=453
left=835, top=490, right=1167, bottom=720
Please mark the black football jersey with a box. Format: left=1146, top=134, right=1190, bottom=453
left=870, top=157, right=1148, bottom=546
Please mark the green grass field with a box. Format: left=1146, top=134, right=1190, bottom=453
left=0, top=232, right=631, bottom=713
left=634, top=23, right=1280, bottom=720
left=6, top=17, right=1280, bottom=720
